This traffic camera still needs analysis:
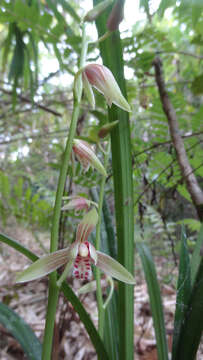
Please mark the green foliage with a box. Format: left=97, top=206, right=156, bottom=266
left=0, top=0, right=203, bottom=358
left=172, top=227, right=191, bottom=359
left=0, top=171, right=52, bottom=229
left=136, top=242, right=169, bottom=360
left=0, top=302, right=42, bottom=360
left=172, top=226, right=203, bottom=360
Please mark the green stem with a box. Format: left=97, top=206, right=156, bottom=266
left=42, top=23, right=88, bottom=360
left=95, top=141, right=110, bottom=338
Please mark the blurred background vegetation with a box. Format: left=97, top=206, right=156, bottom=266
left=0, top=0, right=202, bottom=273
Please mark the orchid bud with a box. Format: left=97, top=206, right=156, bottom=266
left=83, top=64, right=131, bottom=112
left=98, top=120, right=119, bottom=138
left=84, top=0, right=113, bottom=22
left=106, top=0, right=124, bottom=31
left=72, top=139, right=107, bottom=176
left=62, top=196, right=91, bottom=212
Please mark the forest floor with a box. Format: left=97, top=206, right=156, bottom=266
left=0, top=221, right=202, bottom=360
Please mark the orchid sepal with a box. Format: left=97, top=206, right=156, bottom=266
left=16, top=247, right=71, bottom=283
left=61, top=196, right=98, bottom=213
left=83, top=72, right=95, bottom=109
left=96, top=251, right=135, bottom=284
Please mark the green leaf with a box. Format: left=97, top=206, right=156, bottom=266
left=177, top=185, right=192, bottom=202
left=8, top=25, right=25, bottom=81
left=61, top=283, right=109, bottom=359
left=191, top=224, right=203, bottom=285
left=91, top=189, right=119, bottom=360
left=172, top=227, right=191, bottom=359
left=2, top=23, right=14, bottom=72
left=136, top=242, right=169, bottom=360
left=0, top=302, right=42, bottom=360
left=157, top=0, right=176, bottom=18
left=172, top=256, right=203, bottom=359
left=58, top=0, right=80, bottom=22
left=136, top=51, right=155, bottom=72
left=191, top=74, right=203, bottom=95
left=93, top=2, right=135, bottom=358
left=177, top=218, right=201, bottom=232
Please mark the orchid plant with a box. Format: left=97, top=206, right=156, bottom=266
left=14, top=3, right=134, bottom=359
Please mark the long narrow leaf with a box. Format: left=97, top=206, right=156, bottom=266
left=91, top=188, right=119, bottom=360
left=172, top=226, right=203, bottom=360
left=58, top=0, right=80, bottom=22
left=136, top=242, right=169, bottom=360
left=0, top=302, right=42, bottom=360
left=190, top=224, right=203, bottom=285
left=94, top=2, right=135, bottom=359
left=61, top=283, right=109, bottom=359
left=172, top=227, right=191, bottom=359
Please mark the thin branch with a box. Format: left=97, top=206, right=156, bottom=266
left=134, top=140, right=202, bottom=206
left=0, top=129, right=68, bottom=146
left=141, top=80, right=192, bottom=88
left=153, top=56, right=203, bottom=221
left=134, top=132, right=203, bottom=157
left=156, top=50, right=203, bottom=60
left=0, top=87, right=62, bottom=117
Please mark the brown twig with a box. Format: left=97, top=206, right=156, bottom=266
left=134, top=132, right=203, bottom=158
left=0, top=87, right=62, bottom=117
left=156, top=50, right=203, bottom=60
left=153, top=57, right=203, bottom=221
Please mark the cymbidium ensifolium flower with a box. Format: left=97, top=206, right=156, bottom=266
left=16, top=208, right=135, bottom=285
left=82, top=64, right=131, bottom=112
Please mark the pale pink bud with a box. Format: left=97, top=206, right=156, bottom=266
left=72, top=139, right=107, bottom=176
left=61, top=196, right=91, bottom=212
left=83, top=64, right=131, bottom=112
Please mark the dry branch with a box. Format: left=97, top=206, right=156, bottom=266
left=153, top=57, right=203, bottom=221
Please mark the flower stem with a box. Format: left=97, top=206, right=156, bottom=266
left=42, top=23, right=88, bottom=360
left=95, top=141, right=110, bottom=338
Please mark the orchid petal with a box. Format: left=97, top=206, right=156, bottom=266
left=83, top=72, right=95, bottom=109
left=89, top=242, right=97, bottom=265
left=76, top=208, right=98, bottom=243
left=16, top=247, right=73, bottom=283
left=96, top=251, right=135, bottom=284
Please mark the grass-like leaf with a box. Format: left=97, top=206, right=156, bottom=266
left=172, top=226, right=191, bottom=359
left=172, top=226, right=203, bottom=360
left=136, top=242, right=169, bottom=360
left=93, top=2, right=135, bottom=358
left=190, top=224, right=203, bottom=285
left=0, top=302, right=42, bottom=360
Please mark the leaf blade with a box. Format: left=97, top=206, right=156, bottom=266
left=136, top=242, right=169, bottom=360
left=0, top=302, right=42, bottom=360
